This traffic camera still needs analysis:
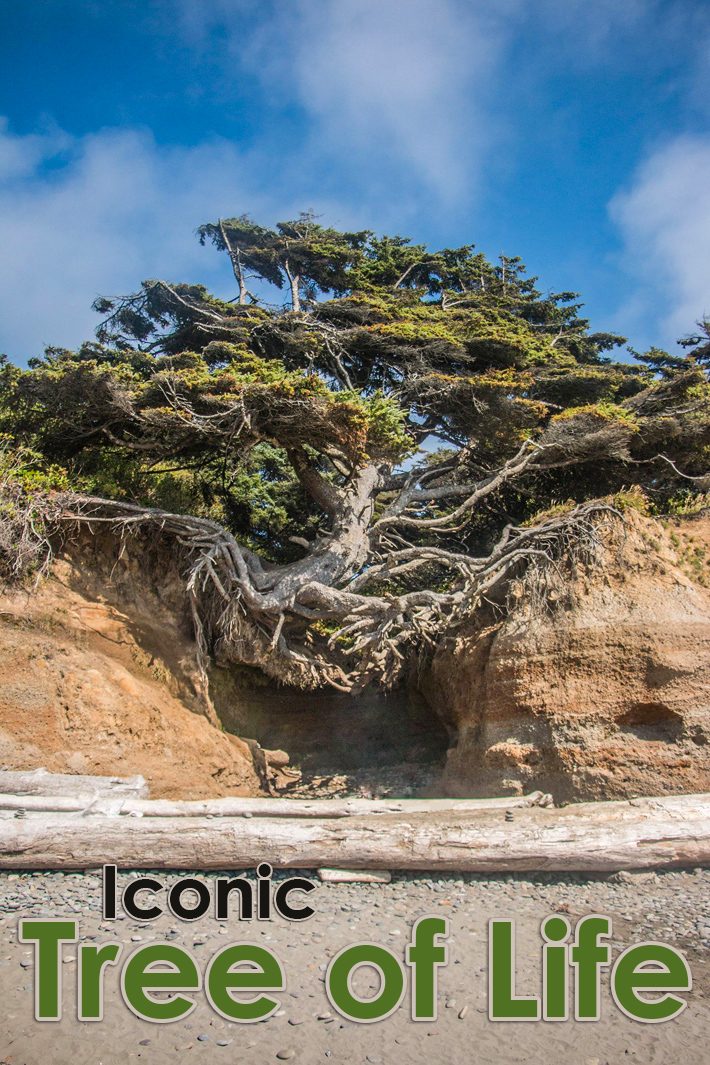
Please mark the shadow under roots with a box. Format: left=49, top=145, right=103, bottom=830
left=210, top=666, right=451, bottom=798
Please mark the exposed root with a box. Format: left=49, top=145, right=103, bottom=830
left=333, top=501, right=622, bottom=687
left=0, top=461, right=57, bottom=586
left=11, top=491, right=623, bottom=693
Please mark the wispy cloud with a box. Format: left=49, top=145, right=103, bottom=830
left=609, top=134, right=710, bottom=348
left=177, top=0, right=523, bottom=205
left=0, top=0, right=536, bottom=363
left=2, top=1, right=709, bottom=363
left=0, top=117, right=69, bottom=183
left=279, top=0, right=514, bottom=204
left=172, top=0, right=668, bottom=209
left=0, top=125, right=275, bottom=360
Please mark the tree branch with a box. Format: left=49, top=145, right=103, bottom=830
left=286, top=445, right=342, bottom=516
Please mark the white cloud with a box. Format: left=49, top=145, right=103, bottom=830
left=282, top=0, right=514, bottom=203
left=609, top=134, right=710, bottom=348
left=178, top=0, right=524, bottom=204
left=0, top=125, right=279, bottom=360
left=0, top=117, right=69, bottom=183
left=3, top=2, right=707, bottom=362
left=176, top=0, right=662, bottom=206
left=0, top=0, right=531, bottom=363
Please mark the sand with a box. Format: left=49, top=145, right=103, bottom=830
left=1, top=867, right=708, bottom=1064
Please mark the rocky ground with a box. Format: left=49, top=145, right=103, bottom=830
left=285, top=763, right=440, bottom=798
left=1, top=866, right=708, bottom=1064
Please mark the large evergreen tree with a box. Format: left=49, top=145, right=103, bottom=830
left=2, top=215, right=708, bottom=689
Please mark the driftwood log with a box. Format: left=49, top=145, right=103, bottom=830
left=0, top=789, right=551, bottom=820
left=0, top=769, right=148, bottom=799
left=0, top=782, right=708, bottom=872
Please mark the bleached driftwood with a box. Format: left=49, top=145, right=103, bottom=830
left=317, top=868, right=393, bottom=883
left=0, top=769, right=148, bottom=799
left=1, top=793, right=708, bottom=872
left=0, top=789, right=551, bottom=819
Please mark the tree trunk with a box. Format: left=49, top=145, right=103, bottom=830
left=218, top=220, right=249, bottom=305
left=283, top=260, right=301, bottom=313
left=2, top=793, right=708, bottom=871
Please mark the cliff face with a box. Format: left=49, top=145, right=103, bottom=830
left=0, top=534, right=263, bottom=799
left=0, top=528, right=445, bottom=800
left=0, top=511, right=708, bottom=802
left=423, top=511, right=710, bottom=801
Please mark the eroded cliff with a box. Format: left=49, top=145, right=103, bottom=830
left=0, top=509, right=708, bottom=802
left=422, top=510, right=710, bottom=800
left=0, top=531, right=264, bottom=799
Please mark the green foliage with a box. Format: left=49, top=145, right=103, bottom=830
left=654, top=490, right=710, bottom=517
left=197, top=212, right=369, bottom=308
left=678, top=317, right=710, bottom=368
left=610, top=486, right=650, bottom=515
left=0, top=440, right=69, bottom=492
left=1, top=216, right=707, bottom=558
left=550, top=401, right=640, bottom=429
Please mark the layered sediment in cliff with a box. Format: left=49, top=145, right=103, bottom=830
left=422, top=511, right=710, bottom=801
left=0, top=510, right=707, bottom=801
left=0, top=531, right=265, bottom=799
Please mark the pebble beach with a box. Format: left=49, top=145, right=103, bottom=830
left=1, top=866, right=709, bottom=1064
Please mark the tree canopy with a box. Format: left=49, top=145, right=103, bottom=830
left=1, top=213, right=708, bottom=689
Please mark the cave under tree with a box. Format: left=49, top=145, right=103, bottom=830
left=1, top=212, right=708, bottom=691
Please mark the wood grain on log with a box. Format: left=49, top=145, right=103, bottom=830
left=0, top=769, right=148, bottom=799
left=0, top=790, right=551, bottom=819
left=0, top=793, right=708, bottom=872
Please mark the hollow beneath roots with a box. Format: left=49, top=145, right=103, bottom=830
left=210, top=666, right=451, bottom=797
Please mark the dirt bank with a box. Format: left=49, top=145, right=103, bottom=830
left=424, top=510, right=710, bottom=801
left=0, top=510, right=708, bottom=803
left=0, top=552, right=261, bottom=799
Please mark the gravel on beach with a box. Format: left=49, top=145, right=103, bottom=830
left=1, top=866, right=709, bottom=1064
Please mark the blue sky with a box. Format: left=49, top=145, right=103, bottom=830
left=1, top=0, right=709, bottom=363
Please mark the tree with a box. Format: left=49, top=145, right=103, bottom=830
left=679, top=316, right=710, bottom=368
left=2, top=219, right=709, bottom=691
left=196, top=212, right=369, bottom=311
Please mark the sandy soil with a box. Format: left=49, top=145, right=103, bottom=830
left=1, top=867, right=708, bottom=1064
left=0, top=572, right=261, bottom=799
left=426, top=511, right=710, bottom=802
